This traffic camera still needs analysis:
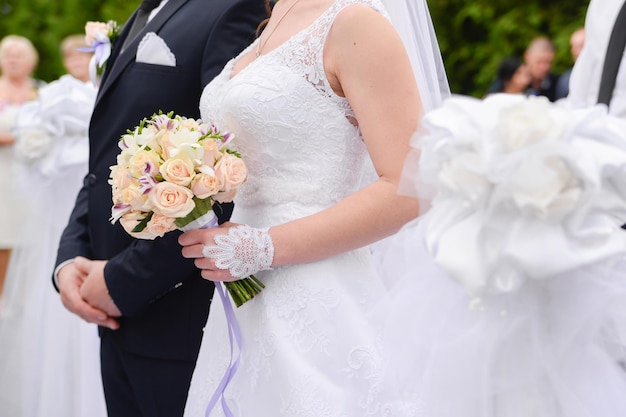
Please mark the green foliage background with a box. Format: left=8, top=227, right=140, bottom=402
left=0, top=0, right=590, bottom=96
left=0, top=0, right=136, bottom=82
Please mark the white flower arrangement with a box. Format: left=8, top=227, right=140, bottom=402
left=418, top=94, right=626, bottom=297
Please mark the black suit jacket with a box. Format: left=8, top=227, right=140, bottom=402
left=56, top=0, right=266, bottom=361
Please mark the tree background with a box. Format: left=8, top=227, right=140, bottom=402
left=0, top=0, right=590, bottom=96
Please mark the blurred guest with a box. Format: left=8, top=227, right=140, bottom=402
left=0, top=35, right=39, bottom=297
left=524, top=36, right=560, bottom=101
left=486, top=56, right=531, bottom=96
left=555, top=28, right=586, bottom=100
left=0, top=34, right=105, bottom=417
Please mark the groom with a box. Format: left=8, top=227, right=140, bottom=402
left=54, top=0, right=267, bottom=416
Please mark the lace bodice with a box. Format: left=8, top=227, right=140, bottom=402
left=200, top=0, right=385, bottom=226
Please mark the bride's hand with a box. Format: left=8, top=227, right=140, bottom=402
left=180, top=222, right=275, bottom=281
left=179, top=222, right=242, bottom=282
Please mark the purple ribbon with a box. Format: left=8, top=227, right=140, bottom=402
left=205, top=282, right=243, bottom=417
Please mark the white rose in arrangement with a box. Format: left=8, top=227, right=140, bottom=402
left=493, top=96, right=563, bottom=151
left=14, top=126, right=52, bottom=161
left=508, top=153, right=581, bottom=220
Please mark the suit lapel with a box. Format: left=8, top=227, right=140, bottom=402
left=95, top=0, right=189, bottom=107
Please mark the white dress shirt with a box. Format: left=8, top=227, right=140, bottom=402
left=569, top=0, right=626, bottom=120
left=149, top=0, right=169, bottom=21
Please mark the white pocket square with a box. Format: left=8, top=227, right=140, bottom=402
left=136, top=32, right=176, bottom=67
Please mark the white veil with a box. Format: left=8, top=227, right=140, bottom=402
left=377, top=0, right=450, bottom=202
left=381, top=0, right=450, bottom=112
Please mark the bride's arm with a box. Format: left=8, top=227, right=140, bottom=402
left=271, top=5, right=422, bottom=266
left=180, top=5, right=422, bottom=278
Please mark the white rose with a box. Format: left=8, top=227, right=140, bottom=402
left=509, top=153, right=581, bottom=219
left=15, top=127, right=52, bottom=161
left=437, top=151, right=489, bottom=201
left=494, top=96, right=564, bottom=151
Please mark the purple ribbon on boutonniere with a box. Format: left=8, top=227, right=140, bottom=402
left=79, top=31, right=112, bottom=86
left=205, top=282, right=243, bottom=417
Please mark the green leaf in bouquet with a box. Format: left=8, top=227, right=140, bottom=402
left=131, top=211, right=153, bottom=233
left=174, top=196, right=215, bottom=229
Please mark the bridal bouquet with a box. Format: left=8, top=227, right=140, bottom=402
left=418, top=94, right=626, bottom=298
left=109, top=111, right=264, bottom=306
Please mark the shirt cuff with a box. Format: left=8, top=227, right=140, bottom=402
left=53, top=258, right=76, bottom=291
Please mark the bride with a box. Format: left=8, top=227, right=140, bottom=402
left=180, top=0, right=626, bottom=415
left=178, top=0, right=448, bottom=415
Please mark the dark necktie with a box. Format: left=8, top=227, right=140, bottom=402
left=122, top=0, right=163, bottom=50
left=597, top=0, right=626, bottom=106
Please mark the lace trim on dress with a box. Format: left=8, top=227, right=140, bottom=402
left=268, top=0, right=387, bottom=120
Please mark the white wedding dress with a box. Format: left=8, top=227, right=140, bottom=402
left=0, top=101, right=27, bottom=248
left=0, top=75, right=106, bottom=417
left=184, top=1, right=400, bottom=416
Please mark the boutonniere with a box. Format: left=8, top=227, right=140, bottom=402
left=80, top=20, right=120, bottom=85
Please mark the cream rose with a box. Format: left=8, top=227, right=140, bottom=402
left=85, top=21, right=108, bottom=45
left=128, top=149, right=160, bottom=178
left=109, top=165, right=133, bottom=192
left=179, top=117, right=201, bottom=131
left=116, top=185, right=151, bottom=212
left=191, top=173, right=220, bottom=199
left=146, top=213, right=177, bottom=237
left=215, top=154, right=248, bottom=192
left=119, top=211, right=159, bottom=240
left=202, top=139, right=222, bottom=166
left=160, top=155, right=196, bottom=186
left=213, top=189, right=238, bottom=204
left=149, top=182, right=195, bottom=218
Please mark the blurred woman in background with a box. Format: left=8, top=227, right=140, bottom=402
left=0, top=35, right=39, bottom=296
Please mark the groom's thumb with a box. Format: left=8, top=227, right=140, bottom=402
left=73, top=256, right=91, bottom=274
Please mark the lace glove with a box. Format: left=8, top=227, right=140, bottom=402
left=202, top=225, right=274, bottom=278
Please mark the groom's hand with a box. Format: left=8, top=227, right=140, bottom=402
left=58, top=257, right=119, bottom=329
left=76, top=258, right=122, bottom=328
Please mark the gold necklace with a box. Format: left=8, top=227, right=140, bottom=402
left=256, top=0, right=303, bottom=58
